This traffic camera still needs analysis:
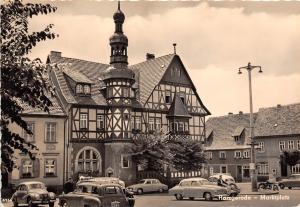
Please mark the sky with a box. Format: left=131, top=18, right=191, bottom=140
left=26, top=0, right=300, bottom=117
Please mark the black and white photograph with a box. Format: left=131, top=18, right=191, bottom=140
left=1, top=0, right=300, bottom=207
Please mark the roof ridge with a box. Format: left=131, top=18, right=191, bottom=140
left=130, top=53, right=175, bottom=67
left=53, top=55, right=110, bottom=66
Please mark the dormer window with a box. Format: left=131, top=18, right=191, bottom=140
left=76, top=84, right=91, bottom=95
left=76, top=84, right=83, bottom=94
left=84, top=85, right=91, bottom=94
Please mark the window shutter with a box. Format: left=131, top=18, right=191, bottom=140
left=33, top=158, right=40, bottom=178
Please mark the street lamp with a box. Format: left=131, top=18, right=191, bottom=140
left=238, top=62, right=262, bottom=192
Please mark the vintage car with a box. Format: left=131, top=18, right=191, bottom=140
left=11, top=181, right=56, bottom=207
left=126, top=179, right=168, bottom=195
left=59, top=182, right=134, bottom=207
left=169, top=177, right=229, bottom=201
left=278, top=174, right=300, bottom=189
left=77, top=177, right=126, bottom=189
left=208, top=174, right=240, bottom=196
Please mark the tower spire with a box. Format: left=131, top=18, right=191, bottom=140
left=118, top=0, right=120, bottom=10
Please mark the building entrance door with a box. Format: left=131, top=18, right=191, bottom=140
left=237, top=166, right=242, bottom=182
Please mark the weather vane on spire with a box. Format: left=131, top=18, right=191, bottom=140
left=173, top=43, right=177, bottom=54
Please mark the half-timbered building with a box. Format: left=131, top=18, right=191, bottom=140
left=47, top=3, right=210, bottom=184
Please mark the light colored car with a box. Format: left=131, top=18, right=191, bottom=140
left=279, top=174, right=300, bottom=189
left=77, top=177, right=126, bottom=189
left=59, top=182, right=134, bottom=207
left=126, top=179, right=168, bottom=194
left=11, top=181, right=56, bottom=207
left=208, top=174, right=240, bottom=196
left=169, top=177, right=229, bottom=201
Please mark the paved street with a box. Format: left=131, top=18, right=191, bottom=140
left=2, top=189, right=300, bottom=207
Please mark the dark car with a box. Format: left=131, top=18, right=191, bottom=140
left=11, top=181, right=56, bottom=207
left=279, top=174, right=300, bottom=189
left=59, top=182, right=134, bottom=207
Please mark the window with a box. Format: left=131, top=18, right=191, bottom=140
left=45, top=123, right=56, bottom=142
left=77, top=149, right=100, bottom=173
left=180, top=94, right=185, bottom=104
left=297, top=140, right=300, bottom=150
left=23, top=123, right=34, bottom=142
left=45, top=159, right=56, bottom=177
left=234, top=151, right=241, bottom=158
left=165, top=91, right=171, bottom=104
left=178, top=122, right=184, bottom=132
left=220, top=165, right=227, bottom=173
left=76, top=84, right=83, bottom=94
left=288, top=140, right=294, bottom=150
left=206, top=152, right=212, bottom=160
left=121, top=155, right=129, bottom=168
left=155, top=118, right=161, bottom=131
left=209, top=167, right=214, bottom=176
left=243, top=150, right=250, bottom=159
left=292, top=164, right=300, bottom=174
left=84, top=85, right=91, bottom=94
left=80, top=114, right=88, bottom=129
left=171, top=122, right=178, bottom=132
left=134, top=117, right=141, bottom=130
left=149, top=118, right=154, bottom=131
left=258, top=142, right=265, bottom=152
left=279, top=141, right=285, bottom=151
left=97, top=115, right=104, bottom=130
left=22, top=160, right=33, bottom=178
left=219, top=151, right=226, bottom=159
left=257, top=163, right=269, bottom=175
left=242, top=166, right=250, bottom=178
left=123, top=88, right=129, bottom=97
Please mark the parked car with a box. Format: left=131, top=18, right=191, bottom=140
left=126, top=179, right=168, bottom=194
left=11, top=181, right=56, bottom=207
left=208, top=174, right=240, bottom=196
left=77, top=177, right=126, bottom=189
left=169, top=177, right=229, bottom=201
left=278, top=174, right=300, bottom=189
left=59, top=182, right=134, bottom=207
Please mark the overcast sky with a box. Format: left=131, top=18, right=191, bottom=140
left=26, top=0, right=300, bottom=117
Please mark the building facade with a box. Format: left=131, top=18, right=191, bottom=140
left=254, top=103, right=300, bottom=180
left=9, top=100, right=66, bottom=190
left=47, top=4, right=210, bottom=184
left=205, top=112, right=253, bottom=182
left=205, top=103, right=300, bottom=182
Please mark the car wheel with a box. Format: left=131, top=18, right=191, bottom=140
left=273, top=185, right=279, bottom=191
left=175, top=194, right=183, bottom=200
left=189, top=197, right=194, bottom=200
left=49, top=202, right=55, bottom=207
left=13, top=199, right=18, bottom=207
left=279, top=184, right=285, bottom=189
left=288, top=186, right=292, bottom=189
left=159, top=188, right=164, bottom=193
left=258, top=184, right=265, bottom=190
left=204, top=192, right=212, bottom=201
left=137, top=188, right=143, bottom=195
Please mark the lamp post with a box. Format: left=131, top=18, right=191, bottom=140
left=238, top=62, right=262, bottom=192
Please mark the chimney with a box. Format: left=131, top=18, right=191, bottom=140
left=277, top=104, right=281, bottom=108
left=50, top=51, right=62, bottom=57
left=239, top=111, right=243, bottom=115
left=146, top=53, right=155, bottom=60
left=228, top=112, right=233, bottom=115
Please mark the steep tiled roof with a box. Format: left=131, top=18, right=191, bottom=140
left=205, top=113, right=254, bottom=150
left=48, top=53, right=109, bottom=106
left=232, top=126, right=245, bottom=137
left=254, top=103, right=300, bottom=137
left=167, top=94, right=191, bottom=118
left=129, top=54, right=175, bottom=105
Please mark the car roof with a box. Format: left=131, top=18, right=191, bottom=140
left=209, top=174, right=234, bottom=179
left=180, top=177, right=208, bottom=182
left=77, top=182, right=122, bottom=188
left=19, top=181, right=45, bottom=186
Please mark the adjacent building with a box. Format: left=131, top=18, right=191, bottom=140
left=254, top=103, right=300, bottom=180
left=9, top=98, right=66, bottom=190
left=205, top=103, right=300, bottom=182
left=205, top=112, right=253, bottom=182
left=47, top=3, right=210, bottom=184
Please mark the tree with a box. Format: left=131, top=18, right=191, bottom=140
left=1, top=0, right=57, bottom=173
left=169, top=138, right=206, bottom=171
left=282, top=150, right=300, bottom=172
left=131, top=132, right=171, bottom=171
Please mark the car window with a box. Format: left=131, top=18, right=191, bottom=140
left=209, top=177, right=217, bottom=182
left=28, top=183, right=46, bottom=190
left=91, top=186, right=99, bottom=195
left=191, top=181, right=201, bottom=187
left=201, top=180, right=211, bottom=185
left=104, top=186, right=122, bottom=195
left=139, top=180, right=145, bottom=184
left=145, top=180, right=151, bottom=184
left=295, top=175, right=300, bottom=179
left=289, top=176, right=295, bottom=179
left=180, top=181, right=191, bottom=187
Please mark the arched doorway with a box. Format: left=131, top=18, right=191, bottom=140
left=75, top=146, right=102, bottom=176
